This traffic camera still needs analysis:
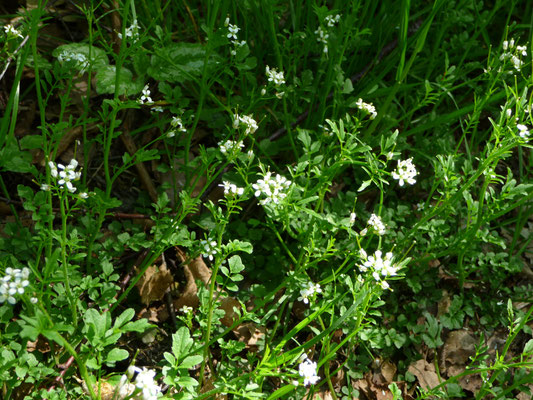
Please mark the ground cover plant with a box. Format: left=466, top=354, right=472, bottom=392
left=1, top=0, right=533, bottom=399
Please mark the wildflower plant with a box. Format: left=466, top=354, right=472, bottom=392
left=1, top=1, right=533, bottom=400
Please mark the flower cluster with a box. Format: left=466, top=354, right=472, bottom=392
left=359, top=250, right=399, bottom=289
left=48, top=159, right=82, bottom=193
left=314, top=14, right=340, bottom=54
left=224, top=17, right=246, bottom=56
left=4, top=24, right=23, bottom=38
left=138, top=85, right=153, bottom=104
left=118, top=19, right=140, bottom=41
left=200, top=239, right=217, bottom=261
left=252, top=171, right=292, bottom=205
left=0, top=267, right=30, bottom=305
left=517, top=124, right=530, bottom=139
left=298, top=281, right=322, bottom=304
left=218, top=139, right=244, bottom=156
left=298, top=356, right=320, bottom=386
left=233, top=114, right=258, bottom=135
left=500, top=38, right=528, bottom=72
left=167, top=115, right=187, bottom=137
left=57, top=51, right=90, bottom=73
left=220, top=181, right=244, bottom=197
left=361, top=213, right=386, bottom=236
left=265, top=66, right=285, bottom=86
left=118, top=366, right=161, bottom=400
left=355, top=98, right=377, bottom=119
left=392, top=158, right=418, bottom=186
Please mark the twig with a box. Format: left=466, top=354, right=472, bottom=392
left=0, top=35, right=29, bottom=82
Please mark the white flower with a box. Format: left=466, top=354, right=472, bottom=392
left=227, top=23, right=240, bottom=40
left=355, top=98, right=377, bottom=119
left=325, top=14, right=341, bottom=27
left=218, top=140, right=244, bottom=156
left=360, top=250, right=399, bottom=289
left=200, top=239, right=217, bottom=261
left=349, top=212, right=357, bottom=224
left=220, top=181, right=244, bottom=196
left=367, top=214, right=386, bottom=235
left=392, top=158, right=418, bottom=186
left=0, top=267, right=30, bottom=305
left=246, top=149, right=254, bottom=161
left=298, top=358, right=320, bottom=386
left=119, top=20, right=140, bottom=41
left=138, top=85, right=153, bottom=104
left=517, top=124, right=530, bottom=138
left=4, top=24, right=23, bottom=38
left=124, top=366, right=161, bottom=400
left=180, top=306, right=193, bottom=314
left=265, top=66, right=285, bottom=87
left=298, top=282, right=322, bottom=304
left=234, top=114, right=258, bottom=135
left=252, top=171, right=292, bottom=206
left=40, top=183, right=50, bottom=191
left=79, top=192, right=89, bottom=199
left=48, top=159, right=81, bottom=193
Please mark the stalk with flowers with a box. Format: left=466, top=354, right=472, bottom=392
left=1, top=1, right=533, bottom=399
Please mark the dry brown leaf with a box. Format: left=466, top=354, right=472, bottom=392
left=26, top=335, right=50, bottom=353
left=136, top=260, right=174, bottom=305
left=441, top=330, right=477, bottom=367
left=233, top=323, right=266, bottom=352
left=312, top=390, right=334, bottom=400
left=517, top=383, right=533, bottom=400
left=380, top=360, right=397, bottom=384
left=407, top=359, right=440, bottom=390
left=174, top=255, right=211, bottom=310
left=220, top=296, right=240, bottom=327
left=446, top=364, right=482, bottom=394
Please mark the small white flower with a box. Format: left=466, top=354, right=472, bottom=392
left=359, top=250, right=399, bottom=289
left=265, top=66, right=286, bottom=87
left=40, top=184, right=50, bottom=191
left=4, top=24, right=23, bottom=38
left=298, top=358, right=320, bottom=386
left=517, top=124, right=530, bottom=138
left=79, top=192, right=89, bottom=199
left=252, top=171, right=292, bottom=206
left=392, top=158, right=418, bottom=186
left=220, top=181, right=244, bottom=196
left=355, top=98, right=377, bottom=119
left=367, top=214, right=386, bottom=235
left=349, top=212, right=356, bottom=224
left=138, top=85, right=153, bottom=104
left=218, top=140, right=244, bottom=156
left=200, top=239, right=218, bottom=261
left=180, top=306, right=193, bottom=314
left=236, top=114, right=258, bottom=135
left=298, top=281, right=322, bottom=304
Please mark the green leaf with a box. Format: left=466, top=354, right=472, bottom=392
left=114, top=308, right=135, bottom=329
left=148, top=43, right=222, bottom=83
left=171, top=327, right=194, bottom=361
left=19, top=135, right=43, bottom=150
left=122, top=318, right=153, bottom=333
left=228, top=255, right=245, bottom=274
left=95, top=65, right=144, bottom=95
left=106, top=348, right=129, bottom=363
left=52, top=43, right=109, bottom=69
left=179, top=355, right=203, bottom=369
left=524, top=339, right=533, bottom=354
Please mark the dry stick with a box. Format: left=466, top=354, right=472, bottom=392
left=0, top=35, right=29, bottom=82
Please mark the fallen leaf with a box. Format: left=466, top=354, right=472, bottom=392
left=136, top=259, right=174, bottom=305
left=441, top=330, right=477, bottom=367
left=174, top=250, right=211, bottom=310
left=407, top=359, right=440, bottom=390
left=233, top=323, right=266, bottom=352
left=220, top=296, right=240, bottom=327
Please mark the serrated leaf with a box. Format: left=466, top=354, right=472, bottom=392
left=148, top=43, right=222, bottom=83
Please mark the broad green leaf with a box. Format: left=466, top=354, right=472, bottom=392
left=52, top=43, right=109, bottom=69
left=148, top=43, right=222, bottom=83
left=95, top=65, right=144, bottom=95
left=228, top=255, right=245, bottom=274
left=122, top=318, right=153, bottom=333
left=114, top=308, right=135, bottom=329
left=171, top=327, right=194, bottom=361
left=179, top=355, right=203, bottom=369
left=106, top=348, right=129, bottom=363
